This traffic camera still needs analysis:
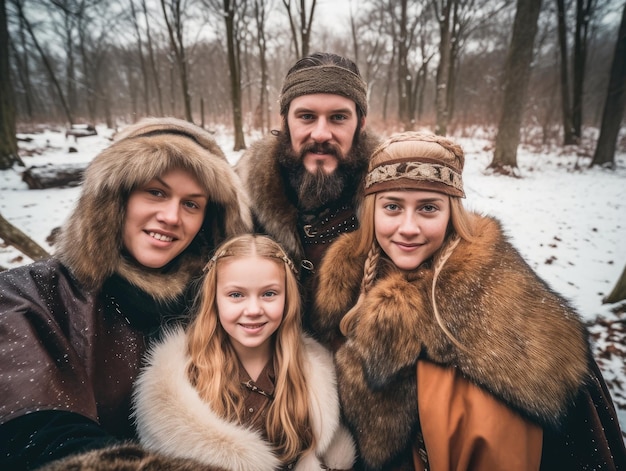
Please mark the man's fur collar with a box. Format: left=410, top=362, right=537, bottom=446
left=314, top=214, right=591, bottom=429
left=132, top=328, right=355, bottom=471
left=235, top=132, right=380, bottom=264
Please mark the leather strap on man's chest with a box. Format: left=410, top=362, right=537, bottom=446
left=298, top=204, right=358, bottom=271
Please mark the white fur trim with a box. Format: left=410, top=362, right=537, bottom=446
left=132, top=328, right=280, bottom=471
left=321, top=425, right=357, bottom=470
left=133, top=329, right=355, bottom=470
left=299, top=336, right=356, bottom=470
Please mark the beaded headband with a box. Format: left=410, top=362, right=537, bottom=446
left=365, top=158, right=465, bottom=197
left=203, top=249, right=298, bottom=275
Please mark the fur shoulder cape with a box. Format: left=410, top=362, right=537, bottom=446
left=314, top=213, right=591, bottom=430
left=132, top=328, right=355, bottom=471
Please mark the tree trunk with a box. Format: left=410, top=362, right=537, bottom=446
left=223, top=0, right=246, bottom=150
left=131, top=0, right=150, bottom=116
left=0, top=212, right=49, bottom=262
left=143, top=0, right=164, bottom=116
left=0, top=0, right=21, bottom=170
left=572, top=0, right=594, bottom=140
left=490, top=0, right=542, bottom=173
left=590, top=0, right=626, bottom=168
left=434, top=0, right=453, bottom=136
left=11, top=17, right=34, bottom=121
left=15, top=0, right=74, bottom=125
left=396, top=0, right=411, bottom=128
left=161, top=0, right=193, bottom=123
left=603, top=264, right=626, bottom=304
left=281, top=0, right=316, bottom=59
left=253, top=0, right=269, bottom=134
left=299, top=0, right=315, bottom=58
left=556, top=0, right=575, bottom=145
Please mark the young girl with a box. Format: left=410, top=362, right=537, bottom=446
left=132, top=234, right=356, bottom=471
left=311, top=132, right=626, bottom=471
left=0, top=117, right=252, bottom=470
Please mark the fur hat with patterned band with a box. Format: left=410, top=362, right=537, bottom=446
left=364, top=131, right=465, bottom=198
left=279, top=64, right=368, bottom=117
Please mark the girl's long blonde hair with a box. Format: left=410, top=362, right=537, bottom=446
left=340, top=133, right=477, bottom=352
left=186, top=234, right=313, bottom=464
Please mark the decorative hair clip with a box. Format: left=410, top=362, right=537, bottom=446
left=279, top=253, right=298, bottom=275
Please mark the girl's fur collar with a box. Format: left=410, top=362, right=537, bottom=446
left=133, top=328, right=355, bottom=471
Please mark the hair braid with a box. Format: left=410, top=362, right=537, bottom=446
left=340, top=241, right=380, bottom=336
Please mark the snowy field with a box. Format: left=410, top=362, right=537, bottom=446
left=1, top=124, right=625, bottom=439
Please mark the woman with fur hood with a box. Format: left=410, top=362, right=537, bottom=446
left=0, top=117, right=252, bottom=470
left=132, top=234, right=356, bottom=471
left=312, top=132, right=626, bottom=471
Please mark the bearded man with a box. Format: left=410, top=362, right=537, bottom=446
left=236, top=52, right=381, bottom=324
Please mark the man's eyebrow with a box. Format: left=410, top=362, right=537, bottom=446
left=292, top=106, right=354, bottom=115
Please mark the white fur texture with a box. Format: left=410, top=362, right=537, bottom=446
left=133, top=328, right=355, bottom=470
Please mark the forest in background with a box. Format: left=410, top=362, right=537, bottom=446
left=0, top=0, right=625, bottom=316
left=2, top=0, right=624, bottom=152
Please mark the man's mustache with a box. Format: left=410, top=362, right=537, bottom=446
left=301, top=142, right=342, bottom=159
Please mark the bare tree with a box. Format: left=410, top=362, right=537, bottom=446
left=603, top=263, right=626, bottom=304
left=489, top=0, right=542, bottom=173
left=252, top=0, right=272, bottom=134
left=282, top=0, right=316, bottom=58
left=142, top=0, right=165, bottom=115
left=13, top=0, right=74, bottom=124
left=204, top=0, right=248, bottom=149
left=346, top=1, right=388, bottom=121
left=0, top=212, right=49, bottom=263
left=160, top=0, right=193, bottom=122
left=590, top=0, right=626, bottom=169
left=130, top=0, right=150, bottom=116
left=571, top=0, right=596, bottom=139
left=556, top=0, right=575, bottom=144
left=389, top=0, right=420, bottom=129
left=1, top=0, right=21, bottom=170
left=432, top=0, right=455, bottom=135
left=10, top=7, right=35, bottom=121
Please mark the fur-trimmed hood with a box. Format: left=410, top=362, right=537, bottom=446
left=235, top=132, right=380, bottom=266
left=313, top=214, right=591, bottom=452
left=55, top=118, right=252, bottom=301
left=132, top=327, right=356, bottom=471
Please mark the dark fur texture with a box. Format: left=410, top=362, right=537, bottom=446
left=313, top=214, right=591, bottom=468
left=36, top=442, right=227, bottom=471
left=235, top=132, right=380, bottom=265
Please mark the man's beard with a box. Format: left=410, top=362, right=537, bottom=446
left=276, top=130, right=366, bottom=212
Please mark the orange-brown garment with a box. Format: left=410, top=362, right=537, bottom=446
left=414, top=360, right=543, bottom=471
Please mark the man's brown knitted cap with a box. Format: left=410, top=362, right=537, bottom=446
left=279, top=65, right=368, bottom=116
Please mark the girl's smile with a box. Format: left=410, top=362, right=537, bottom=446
left=374, top=190, right=450, bottom=271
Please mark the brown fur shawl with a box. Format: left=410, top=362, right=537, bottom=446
left=313, top=213, right=591, bottom=467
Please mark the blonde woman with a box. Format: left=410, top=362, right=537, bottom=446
left=312, top=132, right=626, bottom=471
left=133, top=234, right=355, bottom=471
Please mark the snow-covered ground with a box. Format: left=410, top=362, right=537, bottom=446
left=1, top=124, right=625, bottom=439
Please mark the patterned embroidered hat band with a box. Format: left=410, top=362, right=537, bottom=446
left=365, top=157, right=465, bottom=197
left=279, top=65, right=368, bottom=116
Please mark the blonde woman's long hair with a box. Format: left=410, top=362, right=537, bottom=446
left=186, top=234, right=313, bottom=464
left=340, top=133, right=477, bottom=352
